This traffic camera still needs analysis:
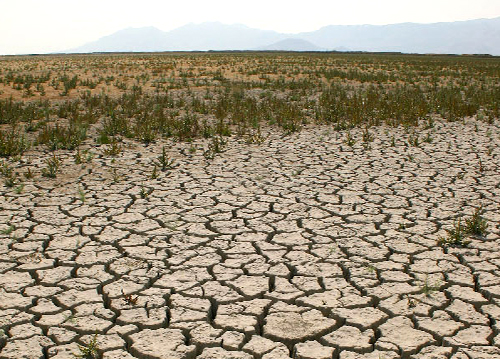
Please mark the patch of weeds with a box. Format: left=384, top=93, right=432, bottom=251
left=139, top=186, right=148, bottom=199
left=156, top=146, right=175, bottom=171
left=464, top=206, right=488, bottom=237
left=408, top=134, right=419, bottom=147
left=14, top=183, right=24, bottom=194
left=74, top=148, right=94, bottom=164
left=85, top=150, right=94, bottom=162
left=362, top=128, right=374, bottom=143
left=423, top=132, right=433, bottom=143
left=150, top=164, right=158, bottom=179
left=41, top=154, right=61, bottom=178
left=439, top=207, right=488, bottom=248
left=204, top=136, right=227, bottom=159
left=0, top=128, right=29, bottom=157
left=245, top=128, right=266, bottom=145
left=438, top=207, right=488, bottom=247
left=74, top=148, right=83, bottom=164
left=1, top=161, right=17, bottom=187
left=344, top=132, right=356, bottom=147
left=364, top=264, right=376, bottom=273
left=102, top=138, right=122, bottom=157
left=24, top=167, right=34, bottom=180
left=74, top=332, right=99, bottom=359
left=78, top=186, right=85, bottom=203
left=438, top=218, right=470, bottom=247
left=3, top=174, right=17, bottom=188
left=1, top=224, right=15, bottom=235
left=111, top=168, right=121, bottom=183
left=419, top=276, right=440, bottom=297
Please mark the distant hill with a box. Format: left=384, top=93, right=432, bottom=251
left=67, top=27, right=170, bottom=53
left=66, top=17, right=500, bottom=55
left=256, top=38, right=325, bottom=51
left=299, top=17, right=500, bottom=55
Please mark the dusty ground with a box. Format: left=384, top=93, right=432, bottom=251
left=1, top=119, right=500, bottom=359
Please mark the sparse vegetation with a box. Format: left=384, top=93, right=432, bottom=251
left=438, top=207, right=488, bottom=247
left=41, top=154, right=61, bottom=178
left=1, top=224, right=15, bottom=235
left=464, top=206, right=488, bottom=236
left=74, top=332, right=99, bottom=359
left=78, top=186, right=85, bottom=203
left=419, top=276, right=441, bottom=297
left=0, top=52, right=497, bottom=162
left=156, top=146, right=175, bottom=171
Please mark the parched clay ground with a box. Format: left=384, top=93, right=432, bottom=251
left=1, top=120, right=500, bottom=359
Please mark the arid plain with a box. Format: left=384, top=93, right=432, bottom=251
left=0, top=53, right=499, bottom=358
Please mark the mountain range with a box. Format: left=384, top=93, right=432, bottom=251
left=66, top=17, right=500, bottom=55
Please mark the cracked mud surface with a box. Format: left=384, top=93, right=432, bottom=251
left=1, top=120, right=500, bottom=358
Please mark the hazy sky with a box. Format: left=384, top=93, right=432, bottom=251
left=1, top=0, right=499, bottom=55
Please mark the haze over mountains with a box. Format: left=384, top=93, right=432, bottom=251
left=67, top=17, right=500, bottom=55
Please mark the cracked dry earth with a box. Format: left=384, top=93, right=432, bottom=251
left=1, top=120, right=500, bottom=359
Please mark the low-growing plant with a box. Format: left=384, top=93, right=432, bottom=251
left=139, top=186, right=148, bottom=199
left=14, top=183, right=24, bottom=194
left=156, top=146, right=175, bottom=171
left=245, top=128, right=266, bottom=145
left=464, top=206, right=488, bottom=237
left=41, top=154, right=61, bottom=178
left=150, top=165, right=158, bottom=179
left=24, top=167, right=34, bottom=180
left=0, top=129, right=28, bottom=157
left=362, top=128, right=374, bottom=143
left=438, top=218, right=470, bottom=247
left=102, top=138, right=122, bottom=157
left=111, top=168, right=121, bottom=183
left=344, top=132, right=356, bottom=147
left=419, top=276, right=441, bottom=297
left=204, top=135, right=227, bottom=159
left=74, top=332, right=99, bottom=359
left=74, top=148, right=83, bottom=164
left=438, top=207, right=488, bottom=247
left=1, top=161, right=17, bottom=187
left=1, top=224, right=15, bottom=235
left=78, top=186, right=85, bottom=203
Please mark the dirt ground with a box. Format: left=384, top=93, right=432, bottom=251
left=0, top=118, right=499, bottom=358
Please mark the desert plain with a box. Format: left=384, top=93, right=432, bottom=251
left=0, top=53, right=499, bottom=358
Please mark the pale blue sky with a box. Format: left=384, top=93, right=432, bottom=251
left=1, top=0, right=499, bottom=55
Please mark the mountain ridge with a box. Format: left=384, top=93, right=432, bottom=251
left=65, top=17, right=500, bottom=55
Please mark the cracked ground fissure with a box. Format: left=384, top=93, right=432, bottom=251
left=1, top=120, right=500, bottom=359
